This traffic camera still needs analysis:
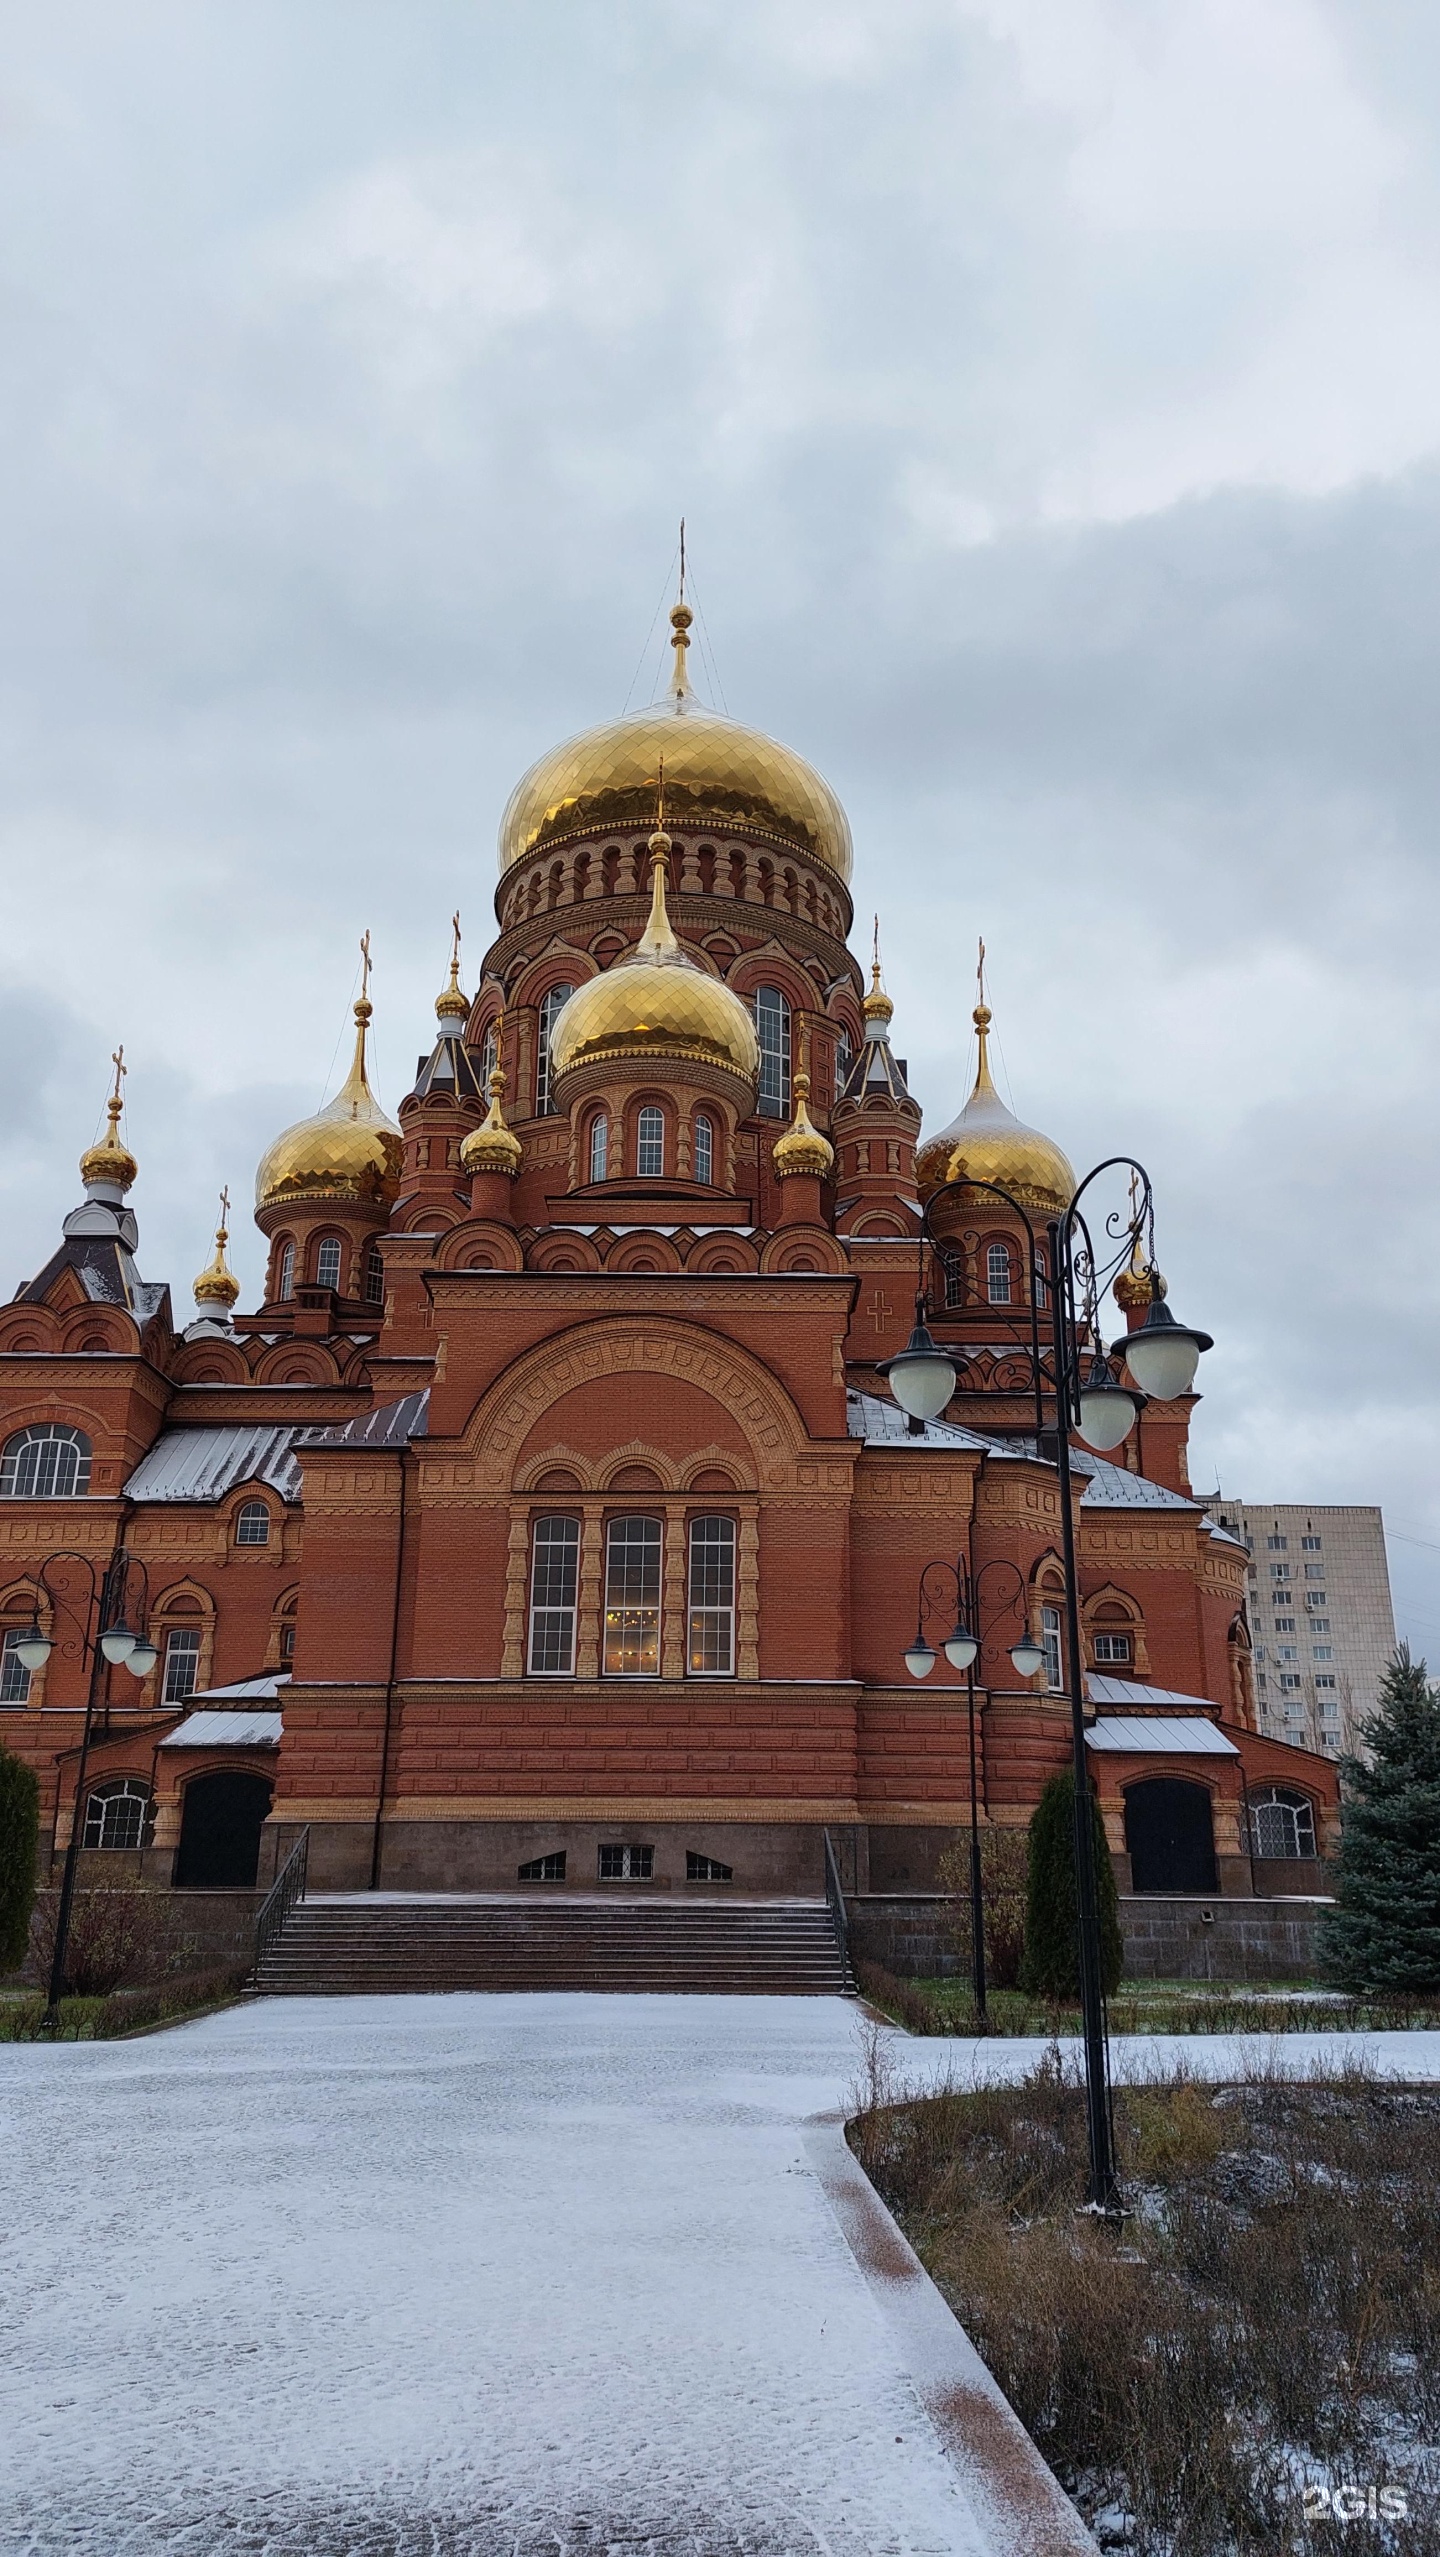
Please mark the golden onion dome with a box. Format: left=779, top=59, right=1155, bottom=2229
left=460, top=1068, right=523, bottom=1178
left=193, top=1190, right=241, bottom=1309
left=80, top=1049, right=137, bottom=1193
left=435, top=918, right=469, bottom=1024
left=917, top=1002, right=1075, bottom=1216
left=772, top=1071, right=834, bottom=1180
left=498, top=603, right=853, bottom=883
left=549, top=829, right=761, bottom=1089
left=1114, top=1240, right=1167, bottom=1312
left=256, top=991, right=402, bottom=1214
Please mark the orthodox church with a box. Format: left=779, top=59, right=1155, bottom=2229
left=0, top=600, right=1338, bottom=1915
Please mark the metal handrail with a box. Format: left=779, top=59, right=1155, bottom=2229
left=250, top=1826, right=309, bottom=1982
left=822, top=1828, right=855, bottom=1991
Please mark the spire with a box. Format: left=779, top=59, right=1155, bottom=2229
left=193, top=1186, right=240, bottom=1311
left=337, top=933, right=381, bottom=1121
left=667, top=524, right=696, bottom=707
left=79, top=1046, right=138, bottom=1195
left=634, top=764, right=682, bottom=961
left=436, top=911, right=468, bottom=1023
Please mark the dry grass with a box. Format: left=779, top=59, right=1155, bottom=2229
left=852, top=2057, right=1440, bottom=2553
left=854, top=1957, right=1440, bottom=2040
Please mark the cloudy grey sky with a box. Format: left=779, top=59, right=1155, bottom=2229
left=3, top=0, right=1439, bottom=1649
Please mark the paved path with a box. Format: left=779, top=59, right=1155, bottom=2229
left=4, top=1998, right=1438, bottom=2557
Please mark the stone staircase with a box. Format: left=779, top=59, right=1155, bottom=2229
left=249, top=1891, right=854, bottom=1998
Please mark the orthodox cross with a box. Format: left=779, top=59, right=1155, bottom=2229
left=359, top=930, right=372, bottom=1001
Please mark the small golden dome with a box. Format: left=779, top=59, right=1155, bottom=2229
left=435, top=914, right=469, bottom=1023
left=460, top=1068, right=523, bottom=1178
left=773, top=1071, right=834, bottom=1180
left=256, top=987, right=402, bottom=1214
left=548, top=829, right=761, bottom=1089
left=80, top=1049, right=137, bottom=1193
left=862, top=940, right=893, bottom=1027
left=1114, top=1242, right=1167, bottom=1312
left=193, top=1190, right=241, bottom=1310
left=498, top=604, right=853, bottom=883
left=917, top=1002, right=1075, bottom=1216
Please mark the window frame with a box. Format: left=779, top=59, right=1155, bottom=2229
left=277, top=1241, right=295, bottom=1300
left=603, top=1514, right=663, bottom=1678
left=536, top=983, right=576, bottom=1115
left=1092, top=1630, right=1132, bottom=1664
left=1041, top=1602, right=1064, bottom=1691
left=161, top=1627, right=203, bottom=1704
left=635, top=1105, right=665, bottom=1180
left=83, top=1779, right=151, bottom=1853
left=986, top=1240, right=1013, bottom=1305
left=753, top=984, right=792, bottom=1117
left=527, top=1514, right=581, bottom=1677
left=693, top=1112, right=714, bottom=1186
left=234, top=1501, right=270, bottom=1549
left=686, top=1515, right=736, bottom=1677
left=588, top=1113, right=608, bottom=1183
left=364, top=1245, right=385, bottom=1308
left=1, top=1425, right=93, bottom=1501
left=1250, top=1786, right=1317, bottom=1861
left=0, top=1628, right=33, bottom=1705
left=314, top=1236, right=343, bottom=1294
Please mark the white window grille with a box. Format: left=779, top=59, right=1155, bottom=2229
left=1313, top=1645, right=1334, bottom=1662
left=686, top=1851, right=733, bottom=1880
left=162, top=1629, right=202, bottom=1703
left=687, top=1517, right=735, bottom=1675
left=834, top=1031, right=853, bottom=1099
left=636, top=1107, right=665, bottom=1179
left=235, top=1501, right=269, bottom=1547
left=364, top=1247, right=385, bottom=1307
left=1267, top=1534, right=1288, bottom=1551
left=1304, top=1563, right=1325, bottom=1581
left=693, top=1113, right=714, bottom=1186
left=315, top=1238, right=342, bottom=1293
left=1041, top=1604, right=1063, bottom=1691
left=1250, top=1788, right=1317, bottom=1859
left=598, top=1843, right=653, bottom=1879
left=753, top=985, right=791, bottom=1115
left=480, top=1020, right=499, bottom=1083
left=1093, top=1631, right=1131, bottom=1663
left=536, top=985, right=575, bottom=1114
left=278, top=1242, right=295, bottom=1299
left=518, top=1852, right=566, bottom=1881
left=1270, top=1563, right=1291, bottom=1581
left=588, top=1115, right=608, bottom=1183
left=83, top=1780, right=150, bottom=1852
left=527, top=1517, right=580, bottom=1675
left=0, top=1630, right=33, bottom=1705
left=604, top=1516, right=662, bottom=1676
left=1301, top=1534, right=1322, bottom=1550
left=1, top=1426, right=92, bottom=1500
left=986, top=1242, right=1012, bottom=1305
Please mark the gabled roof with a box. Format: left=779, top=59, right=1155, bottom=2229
left=124, top=1425, right=305, bottom=1505
left=305, top=1389, right=430, bottom=1450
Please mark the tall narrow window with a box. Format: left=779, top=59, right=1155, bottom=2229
left=834, top=1031, right=853, bottom=1099
left=315, top=1238, right=343, bottom=1293
left=537, top=984, right=575, bottom=1114
left=754, top=986, right=791, bottom=1115
left=636, top=1107, right=665, bottom=1179
left=943, top=1254, right=965, bottom=1309
left=1041, top=1604, right=1063, bottom=1692
left=588, top=1114, right=609, bottom=1183
left=278, top=1242, right=295, bottom=1300
left=986, top=1242, right=1012, bottom=1305
left=480, top=1020, right=499, bottom=1084
left=603, top=1516, right=662, bottom=1675
left=364, top=1246, right=385, bottom=1307
left=693, top=1113, right=714, bottom=1185
left=163, top=1629, right=202, bottom=1703
left=0, top=1630, right=33, bottom=1705
left=687, top=1516, right=735, bottom=1675
left=528, top=1516, right=580, bottom=1675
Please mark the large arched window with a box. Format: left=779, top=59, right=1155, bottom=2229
left=315, top=1237, right=343, bottom=1293
left=537, top=984, right=575, bottom=1114
left=1, top=1426, right=92, bottom=1500
left=83, top=1779, right=151, bottom=1852
left=588, top=1114, right=609, bottom=1183
left=986, top=1242, right=1013, bottom=1305
left=277, top=1242, right=295, bottom=1300
left=693, top=1113, right=714, bottom=1186
left=753, top=985, right=791, bottom=1115
left=636, top=1107, right=665, bottom=1179
left=1250, top=1786, right=1317, bottom=1861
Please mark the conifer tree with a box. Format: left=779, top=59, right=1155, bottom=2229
left=0, top=1743, right=40, bottom=1974
left=1322, top=1644, right=1440, bottom=1994
left=1020, top=1766, right=1124, bottom=2000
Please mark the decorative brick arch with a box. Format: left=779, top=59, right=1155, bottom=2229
left=448, top=1317, right=815, bottom=1493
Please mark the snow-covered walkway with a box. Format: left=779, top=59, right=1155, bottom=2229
left=3, top=1997, right=1438, bottom=2557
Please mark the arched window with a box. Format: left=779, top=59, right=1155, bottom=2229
left=636, top=1107, right=665, bottom=1179
left=364, top=1246, right=385, bottom=1307
left=1250, top=1786, right=1317, bottom=1861
left=589, top=1114, right=609, bottom=1183
left=604, top=1515, right=663, bottom=1676
left=943, top=1253, right=965, bottom=1310
left=693, top=1113, right=714, bottom=1186
left=753, top=986, right=791, bottom=1116
left=278, top=1607, right=297, bottom=1665
left=528, top=1516, right=580, bottom=1675
left=315, top=1237, right=343, bottom=1293
left=986, top=1242, right=1012, bottom=1305
left=278, top=1242, right=295, bottom=1300
left=537, top=984, right=575, bottom=1114
left=834, top=1031, right=853, bottom=1099
left=1041, top=1603, right=1063, bottom=1691
left=480, top=1020, right=499, bottom=1084
left=83, top=1779, right=151, bottom=1852
left=0, top=1628, right=34, bottom=1705
left=1, top=1426, right=92, bottom=1500
left=235, top=1501, right=270, bottom=1548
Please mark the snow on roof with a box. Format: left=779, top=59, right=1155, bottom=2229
left=1087, top=1714, right=1238, bottom=1756
left=124, top=1424, right=305, bottom=1505
left=1087, top=1673, right=1224, bottom=1711
left=160, top=1710, right=284, bottom=1748
left=305, top=1389, right=430, bottom=1450
left=845, top=1389, right=1000, bottom=1454
left=191, top=1673, right=290, bottom=1701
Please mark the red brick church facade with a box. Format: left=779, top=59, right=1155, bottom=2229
left=0, top=604, right=1338, bottom=1906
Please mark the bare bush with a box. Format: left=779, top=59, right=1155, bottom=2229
left=936, top=1827, right=1028, bottom=1988
left=30, top=1885, right=164, bottom=1997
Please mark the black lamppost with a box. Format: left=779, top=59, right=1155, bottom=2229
left=880, top=1160, right=1212, bottom=2214
left=14, top=1548, right=155, bottom=2024
left=903, top=1555, right=1042, bottom=2027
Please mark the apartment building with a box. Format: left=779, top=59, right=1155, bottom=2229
left=1203, top=1499, right=1395, bottom=1759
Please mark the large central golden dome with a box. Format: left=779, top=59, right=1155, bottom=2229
left=498, top=605, right=853, bottom=883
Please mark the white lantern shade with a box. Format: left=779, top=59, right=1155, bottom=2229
left=943, top=1627, right=979, bottom=1671
left=100, top=1626, right=136, bottom=1664
left=888, top=1343, right=958, bottom=1422
left=1076, top=1383, right=1137, bottom=1451
left=126, top=1639, right=159, bottom=1677
left=15, top=1627, right=52, bottom=1672
left=904, top=1641, right=937, bottom=1679
left=1010, top=1636, right=1046, bottom=1678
